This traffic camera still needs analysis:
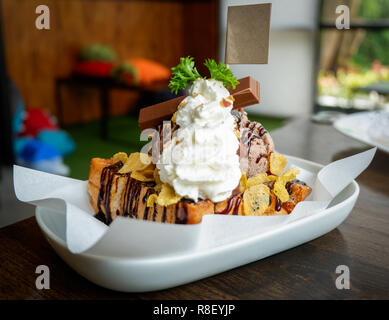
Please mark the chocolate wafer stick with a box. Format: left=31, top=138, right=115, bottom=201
left=138, top=76, right=259, bottom=130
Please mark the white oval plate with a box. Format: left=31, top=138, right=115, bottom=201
left=333, top=111, right=389, bottom=154
left=35, top=156, right=359, bottom=292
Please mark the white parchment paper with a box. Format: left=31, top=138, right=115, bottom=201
left=14, top=148, right=376, bottom=257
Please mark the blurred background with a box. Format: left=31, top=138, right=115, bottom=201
left=1, top=0, right=389, bottom=225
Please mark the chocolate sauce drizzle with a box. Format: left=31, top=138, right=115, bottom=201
left=275, top=197, right=281, bottom=211
left=232, top=197, right=242, bottom=215
left=142, top=188, right=154, bottom=220
left=94, top=211, right=107, bottom=224
left=286, top=182, right=293, bottom=195
left=255, top=155, right=262, bottom=164
left=174, top=204, right=188, bottom=224
left=152, top=205, right=158, bottom=221
left=97, top=161, right=123, bottom=225
left=143, top=206, right=149, bottom=221
left=161, top=207, right=167, bottom=223
left=96, top=161, right=159, bottom=225
left=241, top=122, right=267, bottom=164
left=215, top=196, right=242, bottom=215
left=122, top=177, right=138, bottom=218
left=216, top=197, right=235, bottom=214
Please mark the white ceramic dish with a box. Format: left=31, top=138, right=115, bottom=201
left=333, top=111, right=389, bottom=154
left=35, top=156, right=359, bottom=292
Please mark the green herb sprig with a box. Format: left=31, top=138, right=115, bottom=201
left=168, top=56, right=202, bottom=94
left=204, top=59, right=239, bottom=89
left=168, top=56, right=239, bottom=94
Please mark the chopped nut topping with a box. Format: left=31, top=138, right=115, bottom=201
left=171, top=111, right=177, bottom=122
left=178, top=101, right=187, bottom=109
left=220, top=98, right=232, bottom=107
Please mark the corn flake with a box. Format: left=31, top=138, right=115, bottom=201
left=240, top=172, right=247, bottom=192
left=156, top=183, right=182, bottom=206
left=269, top=153, right=287, bottom=176
left=119, top=152, right=152, bottom=173
left=154, top=168, right=162, bottom=184
left=279, top=168, right=300, bottom=184
left=246, top=173, right=269, bottom=188
left=178, top=101, right=187, bottom=109
left=273, top=179, right=290, bottom=202
left=130, top=170, right=154, bottom=182
left=273, top=167, right=300, bottom=202
left=243, top=184, right=270, bottom=216
left=153, top=167, right=162, bottom=192
left=112, top=152, right=128, bottom=164
left=171, top=112, right=177, bottom=123
left=146, top=194, right=158, bottom=207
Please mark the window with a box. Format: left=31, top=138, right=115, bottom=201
left=317, top=0, right=389, bottom=112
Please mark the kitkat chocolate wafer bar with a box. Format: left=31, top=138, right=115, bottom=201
left=138, top=76, right=259, bottom=130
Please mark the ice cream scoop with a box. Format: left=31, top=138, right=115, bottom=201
left=233, top=110, right=274, bottom=178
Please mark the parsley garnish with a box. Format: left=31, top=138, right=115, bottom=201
left=204, top=59, right=239, bottom=89
left=168, top=57, right=239, bottom=94
left=168, top=56, right=202, bottom=94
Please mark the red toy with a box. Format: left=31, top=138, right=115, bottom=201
left=73, top=61, right=114, bottom=78
left=18, top=108, right=58, bottom=137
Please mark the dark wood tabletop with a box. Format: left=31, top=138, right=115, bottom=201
left=1, top=118, right=388, bottom=299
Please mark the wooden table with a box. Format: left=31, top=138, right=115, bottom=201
left=1, top=118, right=388, bottom=299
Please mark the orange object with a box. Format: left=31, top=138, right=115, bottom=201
left=126, top=58, right=171, bottom=87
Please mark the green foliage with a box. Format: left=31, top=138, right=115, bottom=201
left=168, top=57, right=239, bottom=94
left=352, top=30, right=389, bottom=68
left=111, top=62, right=138, bottom=84
left=357, top=0, right=389, bottom=21
left=80, top=44, right=116, bottom=62
left=352, top=0, right=389, bottom=68
left=204, top=59, right=239, bottom=89
left=168, top=56, right=203, bottom=94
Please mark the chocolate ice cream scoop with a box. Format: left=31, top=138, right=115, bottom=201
left=233, top=110, right=274, bottom=177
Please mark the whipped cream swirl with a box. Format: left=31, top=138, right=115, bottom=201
left=157, top=78, right=241, bottom=202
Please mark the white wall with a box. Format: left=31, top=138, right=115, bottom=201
left=219, top=0, right=320, bottom=117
